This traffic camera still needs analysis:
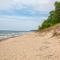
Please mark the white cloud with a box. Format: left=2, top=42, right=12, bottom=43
left=0, top=0, right=12, bottom=10
left=12, top=0, right=55, bottom=11
left=0, top=0, right=59, bottom=30
left=0, top=15, right=46, bottom=30
left=56, top=0, right=60, bottom=1
left=0, top=0, right=59, bottom=11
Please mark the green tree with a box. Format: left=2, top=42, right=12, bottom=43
left=55, top=1, right=60, bottom=22
left=38, top=1, right=60, bottom=30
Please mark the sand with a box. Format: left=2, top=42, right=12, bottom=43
left=0, top=31, right=60, bottom=60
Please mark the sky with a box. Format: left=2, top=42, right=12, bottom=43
left=0, top=0, right=60, bottom=31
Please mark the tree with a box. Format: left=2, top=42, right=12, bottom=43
left=38, top=1, right=60, bottom=30
left=55, top=1, right=60, bottom=22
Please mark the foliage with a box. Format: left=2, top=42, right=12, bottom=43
left=39, top=1, right=60, bottom=30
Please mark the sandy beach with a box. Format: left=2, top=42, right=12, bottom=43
left=0, top=28, right=60, bottom=60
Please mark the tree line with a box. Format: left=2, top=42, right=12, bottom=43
left=38, top=1, right=60, bottom=30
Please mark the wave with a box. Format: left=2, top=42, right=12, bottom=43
left=0, top=31, right=28, bottom=41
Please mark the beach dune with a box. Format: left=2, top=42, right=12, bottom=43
left=0, top=25, right=60, bottom=60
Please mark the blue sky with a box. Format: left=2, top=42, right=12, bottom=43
left=0, top=0, right=60, bottom=31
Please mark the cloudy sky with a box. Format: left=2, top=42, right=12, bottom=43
left=0, top=0, right=60, bottom=31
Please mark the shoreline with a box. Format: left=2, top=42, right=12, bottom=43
left=0, top=31, right=60, bottom=60
left=0, top=32, right=35, bottom=42
left=0, top=35, right=19, bottom=42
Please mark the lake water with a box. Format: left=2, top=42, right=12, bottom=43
left=0, top=30, right=29, bottom=41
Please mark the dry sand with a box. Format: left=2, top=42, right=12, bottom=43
left=0, top=31, right=60, bottom=60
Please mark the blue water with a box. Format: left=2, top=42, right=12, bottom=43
left=0, top=30, right=29, bottom=40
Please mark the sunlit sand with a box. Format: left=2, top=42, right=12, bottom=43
left=0, top=25, right=60, bottom=60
